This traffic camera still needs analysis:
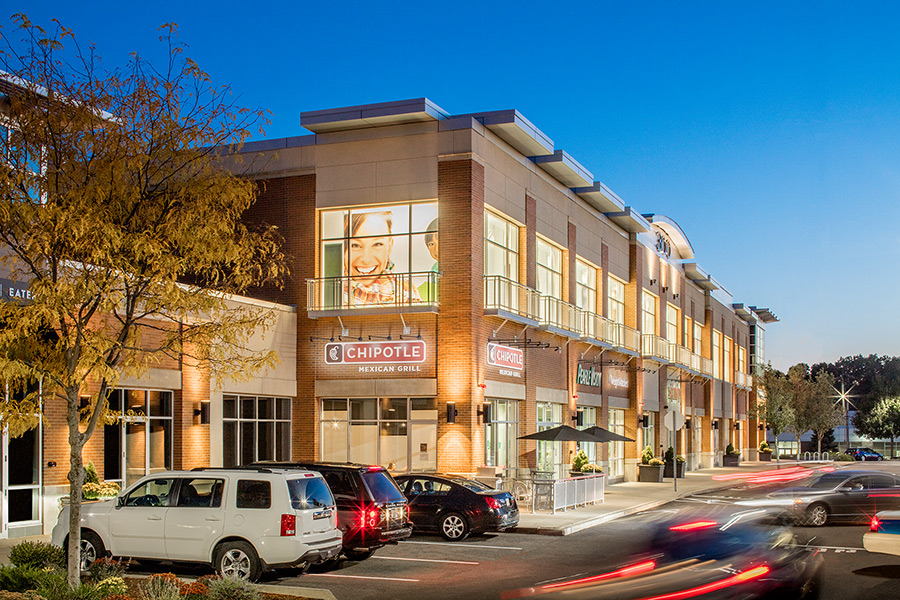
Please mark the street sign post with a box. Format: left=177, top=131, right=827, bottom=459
left=663, top=408, right=685, bottom=492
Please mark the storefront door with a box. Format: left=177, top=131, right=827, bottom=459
left=1, top=425, right=43, bottom=538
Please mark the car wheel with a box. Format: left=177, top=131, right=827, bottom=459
left=214, top=541, right=262, bottom=581
left=343, top=548, right=375, bottom=561
left=804, top=503, right=828, bottom=527
left=73, top=531, right=106, bottom=571
left=439, top=512, right=469, bottom=541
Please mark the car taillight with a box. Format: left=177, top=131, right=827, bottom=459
left=871, top=515, right=881, bottom=532
left=485, top=496, right=500, bottom=510
left=359, top=507, right=381, bottom=529
left=281, top=514, right=296, bottom=536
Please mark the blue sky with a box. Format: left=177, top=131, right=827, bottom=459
left=8, top=2, right=900, bottom=370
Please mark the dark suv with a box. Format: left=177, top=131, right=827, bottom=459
left=253, top=462, right=412, bottom=560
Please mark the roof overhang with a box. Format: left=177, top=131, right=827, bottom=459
left=642, top=214, right=695, bottom=260
left=605, top=207, right=651, bottom=233
left=731, top=303, right=757, bottom=323
left=301, top=98, right=450, bottom=133
left=572, top=181, right=626, bottom=213
left=681, top=261, right=719, bottom=290
left=531, top=150, right=593, bottom=188
left=465, top=109, right=554, bottom=157
left=749, top=306, right=779, bottom=323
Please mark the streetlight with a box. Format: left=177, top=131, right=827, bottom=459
left=833, top=380, right=857, bottom=452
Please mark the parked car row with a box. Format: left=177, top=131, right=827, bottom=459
left=51, top=463, right=518, bottom=581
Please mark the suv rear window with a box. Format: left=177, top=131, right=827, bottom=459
left=236, top=480, right=271, bottom=509
left=288, top=478, right=335, bottom=509
left=361, top=471, right=405, bottom=503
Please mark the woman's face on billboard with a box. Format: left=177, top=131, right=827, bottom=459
left=349, top=213, right=393, bottom=282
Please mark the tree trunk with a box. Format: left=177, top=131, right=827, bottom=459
left=817, top=434, right=822, bottom=455
left=774, top=435, right=780, bottom=469
left=66, top=392, right=84, bottom=588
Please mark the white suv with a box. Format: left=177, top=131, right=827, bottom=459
left=51, top=467, right=342, bottom=580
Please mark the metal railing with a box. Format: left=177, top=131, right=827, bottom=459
left=549, top=474, right=605, bottom=513
left=539, top=296, right=582, bottom=334
left=581, top=311, right=615, bottom=345
left=610, top=322, right=640, bottom=352
left=700, top=356, right=713, bottom=377
left=484, top=275, right=541, bottom=321
left=668, top=343, right=692, bottom=368
left=307, top=271, right=438, bottom=312
left=690, top=351, right=703, bottom=373
left=641, top=334, right=669, bottom=361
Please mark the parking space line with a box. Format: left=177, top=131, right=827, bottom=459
left=371, top=556, right=479, bottom=565
left=402, top=541, right=522, bottom=550
left=804, top=545, right=863, bottom=552
left=304, top=573, right=421, bottom=582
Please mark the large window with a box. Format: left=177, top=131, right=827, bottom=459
left=536, top=402, right=564, bottom=477
left=484, top=210, right=519, bottom=280
left=666, top=304, right=678, bottom=343
left=103, top=389, right=173, bottom=487
left=485, top=399, right=518, bottom=475
left=693, top=323, right=703, bottom=356
left=713, top=330, right=722, bottom=379
left=608, top=277, right=625, bottom=325
left=575, top=406, right=597, bottom=464
left=608, top=409, right=625, bottom=479
left=222, top=395, right=291, bottom=468
left=536, top=237, right=563, bottom=300
left=320, top=398, right=437, bottom=471
left=724, top=336, right=733, bottom=383
left=319, top=202, right=438, bottom=307
left=575, top=259, right=597, bottom=314
left=642, top=292, right=657, bottom=335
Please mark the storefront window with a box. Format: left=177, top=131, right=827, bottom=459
left=102, top=389, right=173, bottom=487
left=642, top=411, right=655, bottom=455
left=321, top=397, right=437, bottom=471
left=485, top=399, right=518, bottom=475
left=536, top=402, right=563, bottom=477
left=575, top=406, right=597, bottom=463
left=608, top=409, right=625, bottom=479
left=222, top=394, right=291, bottom=468
left=319, top=201, right=438, bottom=307
left=3, top=379, right=42, bottom=525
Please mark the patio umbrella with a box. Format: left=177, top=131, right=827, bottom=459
left=582, top=425, right=634, bottom=443
left=517, top=424, right=600, bottom=442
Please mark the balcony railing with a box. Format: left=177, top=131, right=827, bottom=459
left=609, top=323, right=640, bottom=353
left=539, top=296, right=582, bottom=335
left=581, top=311, right=615, bottom=345
left=484, top=275, right=541, bottom=322
left=307, top=271, right=439, bottom=314
left=668, top=343, right=692, bottom=369
left=735, top=371, right=753, bottom=389
left=641, top=334, right=669, bottom=362
left=700, top=356, right=713, bottom=377
left=690, top=351, right=703, bottom=373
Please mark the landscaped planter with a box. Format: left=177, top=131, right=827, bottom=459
left=759, top=451, right=772, bottom=462
left=638, top=464, right=664, bottom=482
left=723, top=454, right=740, bottom=467
left=664, top=461, right=686, bottom=478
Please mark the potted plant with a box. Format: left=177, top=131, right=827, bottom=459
left=570, top=449, right=589, bottom=477
left=723, top=443, right=741, bottom=467
left=758, top=441, right=772, bottom=461
left=581, top=463, right=602, bottom=475
left=638, top=445, right=665, bottom=482
left=663, top=447, right=687, bottom=478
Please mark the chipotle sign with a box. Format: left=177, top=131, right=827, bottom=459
left=487, top=343, right=523, bottom=370
left=324, top=340, right=426, bottom=364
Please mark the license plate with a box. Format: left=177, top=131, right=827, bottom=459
left=389, top=508, right=401, bottom=520
left=313, top=509, right=332, bottom=520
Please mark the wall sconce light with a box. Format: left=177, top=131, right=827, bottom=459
left=46, top=461, right=57, bottom=468
left=734, top=422, right=741, bottom=430
left=758, top=423, right=764, bottom=431
left=638, top=414, right=648, bottom=427
left=672, top=293, right=679, bottom=300
left=649, top=279, right=657, bottom=286
left=572, top=409, right=584, bottom=427
left=713, top=420, right=719, bottom=430
left=477, top=403, right=492, bottom=424
left=194, top=402, right=210, bottom=425
left=662, top=286, right=669, bottom=293
left=685, top=418, right=692, bottom=429
left=446, top=402, right=458, bottom=424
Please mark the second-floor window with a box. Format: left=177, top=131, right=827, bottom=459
left=693, top=323, right=702, bottom=355
left=484, top=210, right=519, bottom=281
left=666, top=304, right=678, bottom=343
left=642, top=292, right=657, bottom=336
left=608, top=277, right=626, bottom=325
left=575, top=258, right=597, bottom=313
left=536, top=237, right=563, bottom=300
left=724, top=336, right=733, bottom=383
left=713, top=330, right=722, bottom=379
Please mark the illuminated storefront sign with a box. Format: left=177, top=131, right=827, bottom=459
left=324, top=340, right=426, bottom=373
left=487, top=343, right=523, bottom=370
left=0, top=278, right=33, bottom=304
left=576, top=364, right=602, bottom=387
left=608, top=368, right=629, bottom=391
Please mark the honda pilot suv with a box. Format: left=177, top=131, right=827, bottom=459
left=51, top=467, right=342, bottom=580
left=253, top=462, right=412, bottom=560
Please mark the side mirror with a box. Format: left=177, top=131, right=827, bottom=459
left=115, top=496, right=124, bottom=508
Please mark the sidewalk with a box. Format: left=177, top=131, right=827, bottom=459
left=513, top=461, right=786, bottom=536
left=0, top=461, right=794, bottom=564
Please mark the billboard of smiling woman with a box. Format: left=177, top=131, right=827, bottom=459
left=320, top=202, right=438, bottom=308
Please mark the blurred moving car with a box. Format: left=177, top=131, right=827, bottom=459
left=253, top=462, right=412, bottom=560
left=394, top=473, right=519, bottom=540
left=864, top=510, right=900, bottom=557
left=51, top=468, right=342, bottom=581
left=845, top=447, right=885, bottom=461
left=506, top=508, right=822, bottom=599
left=736, top=469, right=900, bottom=526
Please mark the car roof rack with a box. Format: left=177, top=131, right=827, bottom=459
left=190, top=466, right=274, bottom=474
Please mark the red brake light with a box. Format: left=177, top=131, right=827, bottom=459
left=281, top=513, right=296, bottom=536
left=485, top=496, right=500, bottom=510
left=368, top=466, right=383, bottom=472
left=871, top=516, right=881, bottom=532
left=669, top=520, right=718, bottom=531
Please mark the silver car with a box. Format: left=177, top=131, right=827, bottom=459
left=738, top=470, right=900, bottom=526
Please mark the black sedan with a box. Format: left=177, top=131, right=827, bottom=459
left=394, top=473, right=519, bottom=541
left=506, top=508, right=822, bottom=599
left=737, top=469, right=900, bottom=526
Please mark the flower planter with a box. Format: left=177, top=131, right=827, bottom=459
left=664, top=461, right=686, bottom=478
left=569, top=471, right=587, bottom=478
left=759, top=451, right=772, bottom=462
left=638, top=464, right=664, bottom=483
left=723, top=454, right=740, bottom=467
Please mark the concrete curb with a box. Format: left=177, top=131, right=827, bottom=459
left=256, top=583, right=337, bottom=600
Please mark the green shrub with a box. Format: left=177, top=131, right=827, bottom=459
left=206, top=578, right=259, bottom=600
left=0, top=590, right=48, bottom=600
left=94, top=578, right=127, bottom=599
left=725, top=443, right=739, bottom=456
left=8, top=541, right=66, bottom=570
left=664, top=446, right=674, bottom=462
left=0, top=565, right=50, bottom=593
left=571, top=449, right=589, bottom=472
left=759, top=441, right=770, bottom=452
left=580, top=463, right=602, bottom=473
left=641, top=445, right=654, bottom=465
left=35, top=571, right=105, bottom=600
left=88, top=558, right=129, bottom=583
left=675, top=455, right=686, bottom=463
left=833, top=452, right=855, bottom=462
left=84, top=463, right=100, bottom=486
left=648, top=457, right=664, bottom=466
left=138, top=574, right=181, bottom=600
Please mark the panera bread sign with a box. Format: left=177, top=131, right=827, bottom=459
left=324, top=340, right=425, bottom=374
left=487, top=342, right=523, bottom=378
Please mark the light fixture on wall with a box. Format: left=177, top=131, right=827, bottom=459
left=446, top=402, right=458, bottom=424
left=758, top=423, right=765, bottom=431
left=649, top=279, right=657, bottom=286
left=662, top=286, right=669, bottom=293
left=193, top=402, right=210, bottom=425
left=572, top=408, right=584, bottom=427
left=713, top=420, right=719, bottom=430
left=734, top=422, right=741, bottom=430
left=685, top=418, right=692, bottom=429
left=638, top=414, right=648, bottom=427
left=673, top=293, right=680, bottom=300
left=477, top=402, right=492, bottom=424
